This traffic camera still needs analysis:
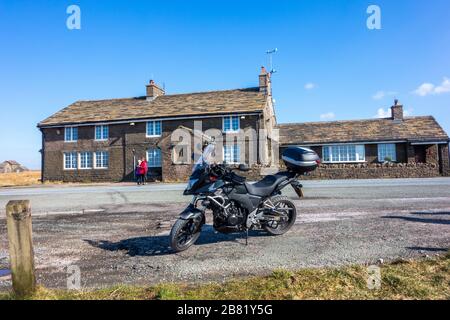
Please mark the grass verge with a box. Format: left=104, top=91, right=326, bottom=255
left=0, top=253, right=448, bottom=300
left=0, top=171, right=41, bottom=187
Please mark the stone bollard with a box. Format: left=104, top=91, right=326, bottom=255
left=6, top=200, right=36, bottom=297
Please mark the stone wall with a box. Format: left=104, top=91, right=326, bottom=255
left=302, top=162, right=441, bottom=180
left=163, top=161, right=442, bottom=183
left=42, top=125, right=126, bottom=182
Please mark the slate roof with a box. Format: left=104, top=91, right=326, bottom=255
left=38, top=88, right=267, bottom=127
left=278, top=116, right=449, bottom=145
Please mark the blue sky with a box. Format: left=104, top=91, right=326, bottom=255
left=1, top=0, right=449, bottom=169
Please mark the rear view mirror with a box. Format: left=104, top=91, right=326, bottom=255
left=238, top=164, right=250, bottom=172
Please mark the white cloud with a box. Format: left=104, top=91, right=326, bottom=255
left=320, top=112, right=335, bottom=120
left=413, top=78, right=450, bottom=96
left=414, top=83, right=435, bottom=96
left=304, top=83, right=317, bottom=90
left=435, top=78, right=450, bottom=94
left=372, top=90, right=397, bottom=100
left=375, top=108, right=391, bottom=118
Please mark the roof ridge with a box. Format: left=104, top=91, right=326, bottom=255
left=160, top=87, right=260, bottom=97
left=75, top=87, right=261, bottom=103
left=277, top=116, right=433, bottom=126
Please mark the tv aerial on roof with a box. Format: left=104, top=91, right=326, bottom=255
left=266, top=48, right=278, bottom=74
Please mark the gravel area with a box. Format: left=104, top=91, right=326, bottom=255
left=0, top=178, right=449, bottom=289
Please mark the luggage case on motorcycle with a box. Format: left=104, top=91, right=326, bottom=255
left=282, top=147, right=320, bottom=174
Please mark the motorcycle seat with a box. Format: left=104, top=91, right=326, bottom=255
left=244, top=172, right=291, bottom=197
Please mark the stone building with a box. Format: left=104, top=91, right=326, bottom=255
left=278, top=101, right=450, bottom=179
left=38, top=67, right=449, bottom=182
left=0, top=160, right=28, bottom=173
left=38, top=67, right=277, bottom=182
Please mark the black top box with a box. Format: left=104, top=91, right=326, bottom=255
left=282, top=147, right=320, bottom=174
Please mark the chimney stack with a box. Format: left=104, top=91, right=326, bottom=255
left=259, top=66, right=271, bottom=95
left=391, top=99, right=404, bottom=121
left=146, top=80, right=165, bottom=101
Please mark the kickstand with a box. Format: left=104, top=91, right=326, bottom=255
left=245, top=228, right=248, bottom=246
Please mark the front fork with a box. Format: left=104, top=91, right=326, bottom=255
left=179, top=201, right=205, bottom=232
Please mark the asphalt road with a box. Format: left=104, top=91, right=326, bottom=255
left=1, top=177, right=450, bottom=215
left=0, top=178, right=449, bottom=289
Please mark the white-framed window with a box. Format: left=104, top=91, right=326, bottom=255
left=63, top=152, right=78, bottom=170
left=223, top=143, right=240, bottom=164
left=146, top=121, right=162, bottom=137
left=79, top=152, right=93, bottom=169
left=147, top=148, right=162, bottom=167
left=223, top=115, right=240, bottom=133
left=95, top=151, right=109, bottom=169
left=95, top=125, right=109, bottom=141
left=322, top=145, right=365, bottom=163
left=64, top=127, right=78, bottom=142
left=378, top=143, right=397, bottom=162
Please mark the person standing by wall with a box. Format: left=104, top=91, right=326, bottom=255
left=136, top=159, right=143, bottom=185
left=140, top=157, right=148, bottom=185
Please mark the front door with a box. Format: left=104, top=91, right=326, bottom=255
left=414, top=146, right=426, bottom=163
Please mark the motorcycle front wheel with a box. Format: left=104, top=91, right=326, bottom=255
left=170, top=218, right=201, bottom=252
left=264, top=195, right=297, bottom=235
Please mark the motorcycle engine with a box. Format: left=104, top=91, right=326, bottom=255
left=213, top=200, right=245, bottom=233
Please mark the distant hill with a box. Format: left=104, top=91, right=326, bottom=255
left=0, top=160, right=29, bottom=173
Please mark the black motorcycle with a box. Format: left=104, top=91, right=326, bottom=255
left=169, top=144, right=320, bottom=252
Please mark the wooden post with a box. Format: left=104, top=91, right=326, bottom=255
left=6, top=200, right=36, bottom=297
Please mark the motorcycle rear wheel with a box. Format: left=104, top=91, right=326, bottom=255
left=264, top=195, right=297, bottom=235
left=170, top=218, right=201, bottom=252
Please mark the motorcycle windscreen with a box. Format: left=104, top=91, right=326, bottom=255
left=192, top=144, right=216, bottom=173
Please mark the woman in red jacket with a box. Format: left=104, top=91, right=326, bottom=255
left=136, top=160, right=144, bottom=185
left=140, top=157, right=148, bottom=185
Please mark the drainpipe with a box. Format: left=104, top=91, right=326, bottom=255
left=256, top=114, right=261, bottom=164
left=39, top=128, right=45, bottom=184
left=132, top=149, right=136, bottom=180
left=436, top=143, right=441, bottom=174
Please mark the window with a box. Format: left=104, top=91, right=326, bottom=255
left=146, top=121, right=162, bottom=137
left=223, top=143, right=240, bottom=164
left=95, top=151, right=109, bottom=169
left=95, top=125, right=109, bottom=141
left=64, top=152, right=77, bottom=170
left=378, top=144, right=397, bottom=162
left=223, top=116, right=240, bottom=132
left=322, top=145, right=365, bottom=163
left=79, top=152, right=93, bottom=169
left=64, top=127, right=78, bottom=142
left=147, top=148, right=162, bottom=167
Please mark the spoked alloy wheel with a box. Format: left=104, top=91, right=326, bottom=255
left=264, top=195, right=297, bottom=235
left=170, top=218, right=201, bottom=252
